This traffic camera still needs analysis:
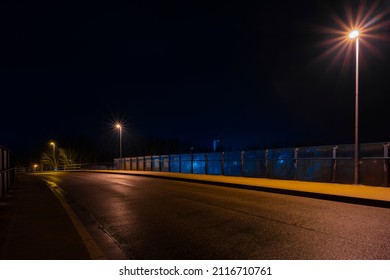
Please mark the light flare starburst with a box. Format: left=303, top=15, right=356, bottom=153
left=317, top=0, right=389, bottom=70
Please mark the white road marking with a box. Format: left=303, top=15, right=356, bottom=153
left=44, top=180, right=106, bottom=260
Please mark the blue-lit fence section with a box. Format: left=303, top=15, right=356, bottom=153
left=115, top=142, right=390, bottom=187
left=0, top=145, right=15, bottom=198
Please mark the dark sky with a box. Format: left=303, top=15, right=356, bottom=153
left=1, top=0, right=389, bottom=162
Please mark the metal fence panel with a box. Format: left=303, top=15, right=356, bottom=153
left=360, top=143, right=387, bottom=186
left=207, top=152, right=222, bottom=175
left=193, top=153, right=206, bottom=174
left=334, top=145, right=354, bottom=184
left=360, top=159, right=384, bottom=186
left=268, top=159, right=295, bottom=179
left=180, top=154, right=192, bottom=174
left=224, top=151, right=242, bottom=176
left=335, top=159, right=354, bottom=184
left=145, top=156, right=152, bottom=171
left=161, top=155, right=170, bottom=172
left=131, top=157, right=137, bottom=170
left=169, top=154, right=181, bottom=173
left=297, top=159, right=333, bottom=182
left=124, top=158, right=131, bottom=170
left=152, top=156, right=160, bottom=172
left=137, top=157, right=145, bottom=171
left=267, top=148, right=295, bottom=179
left=244, top=150, right=265, bottom=177
left=297, top=146, right=333, bottom=182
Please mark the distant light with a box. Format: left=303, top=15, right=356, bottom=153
left=50, top=142, right=55, bottom=146
left=116, top=124, right=122, bottom=129
left=349, top=30, right=359, bottom=39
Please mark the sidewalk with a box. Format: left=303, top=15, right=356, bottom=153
left=90, top=170, right=390, bottom=208
left=0, top=174, right=92, bottom=260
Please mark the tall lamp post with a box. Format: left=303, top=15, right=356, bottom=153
left=116, top=124, right=123, bottom=169
left=349, top=29, right=359, bottom=185
left=50, top=141, right=56, bottom=171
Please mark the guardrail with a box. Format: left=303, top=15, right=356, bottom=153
left=21, top=162, right=116, bottom=173
left=1, top=145, right=15, bottom=198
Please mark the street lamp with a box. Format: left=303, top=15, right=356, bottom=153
left=115, top=124, right=122, bottom=169
left=50, top=141, right=56, bottom=171
left=318, top=2, right=387, bottom=185
left=349, top=29, right=359, bottom=185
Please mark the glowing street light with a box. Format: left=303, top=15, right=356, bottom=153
left=349, top=29, right=359, bottom=185
left=349, top=29, right=359, bottom=39
left=318, top=1, right=388, bottom=185
left=115, top=124, right=123, bottom=169
left=50, top=141, right=56, bottom=171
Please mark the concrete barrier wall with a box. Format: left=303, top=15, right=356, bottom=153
left=114, top=142, right=390, bottom=187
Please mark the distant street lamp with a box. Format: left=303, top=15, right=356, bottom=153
left=115, top=124, right=123, bottom=169
left=50, top=141, right=56, bottom=171
left=349, top=29, right=359, bottom=185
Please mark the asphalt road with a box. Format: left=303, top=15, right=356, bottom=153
left=38, top=172, right=390, bottom=260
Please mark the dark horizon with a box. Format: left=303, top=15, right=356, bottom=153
left=1, top=0, right=389, bottom=164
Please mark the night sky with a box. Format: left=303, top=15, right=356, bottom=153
left=1, top=0, right=389, bottom=163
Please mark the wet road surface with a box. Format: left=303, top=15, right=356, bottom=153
left=37, top=172, right=390, bottom=259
